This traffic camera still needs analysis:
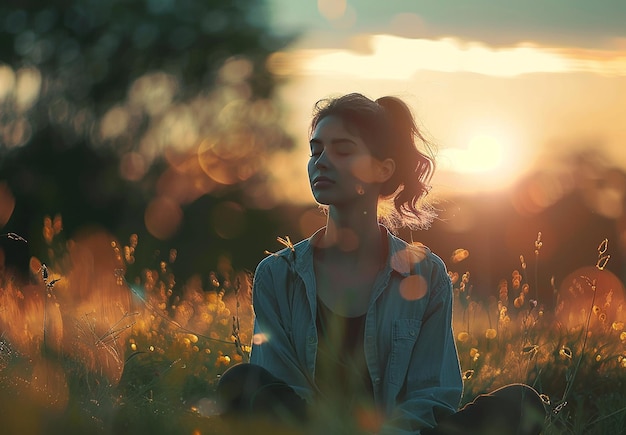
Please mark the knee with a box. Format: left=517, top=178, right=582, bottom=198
left=491, top=384, right=546, bottom=434
left=216, top=363, right=271, bottom=414
left=215, top=363, right=307, bottom=422
left=491, top=384, right=544, bottom=409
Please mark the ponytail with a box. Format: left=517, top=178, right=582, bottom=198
left=375, top=96, right=435, bottom=230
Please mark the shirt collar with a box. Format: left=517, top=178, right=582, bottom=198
left=291, top=225, right=428, bottom=277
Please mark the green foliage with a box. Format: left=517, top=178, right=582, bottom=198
left=0, top=0, right=295, bottom=285
left=0, top=0, right=284, bottom=110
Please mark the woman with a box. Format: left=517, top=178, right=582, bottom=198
left=217, top=93, right=545, bottom=434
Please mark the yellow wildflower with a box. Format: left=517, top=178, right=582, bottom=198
left=485, top=328, right=497, bottom=339
left=457, top=332, right=470, bottom=343
left=451, top=248, right=469, bottom=263
left=449, top=271, right=459, bottom=285
left=592, top=305, right=600, bottom=315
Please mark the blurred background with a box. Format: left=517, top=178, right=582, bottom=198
left=1, top=0, right=625, bottom=303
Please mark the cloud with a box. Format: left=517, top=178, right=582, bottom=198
left=292, top=35, right=626, bottom=79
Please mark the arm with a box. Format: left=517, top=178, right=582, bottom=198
left=381, top=267, right=463, bottom=435
left=249, top=258, right=315, bottom=402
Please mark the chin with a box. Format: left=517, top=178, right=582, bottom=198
left=313, top=191, right=342, bottom=205
left=312, top=195, right=331, bottom=205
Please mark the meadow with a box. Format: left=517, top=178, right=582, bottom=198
left=1, top=223, right=625, bottom=434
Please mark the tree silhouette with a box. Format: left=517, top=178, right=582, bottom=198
left=0, top=0, right=295, bottom=279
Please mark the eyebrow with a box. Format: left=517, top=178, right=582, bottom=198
left=309, top=137, right=358, bottom=147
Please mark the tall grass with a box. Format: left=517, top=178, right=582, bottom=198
left=450, top=235, right=626, bottom=435
left=1, top=224, right=625, bottom=434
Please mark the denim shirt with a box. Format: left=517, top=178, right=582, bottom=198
left=250, top=227, right=463, bottom=434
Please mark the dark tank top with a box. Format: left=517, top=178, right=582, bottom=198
left=315, top=296, right=374, bottom=400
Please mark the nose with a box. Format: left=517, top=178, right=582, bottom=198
left=314, top=149, right=329, bottom=169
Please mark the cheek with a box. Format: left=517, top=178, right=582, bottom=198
left=350, top=155, right=377, bottom=183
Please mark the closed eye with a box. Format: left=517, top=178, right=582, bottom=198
left=309, top=138, right=356, bottom=157
left=335, top=143, right=354, bottom=155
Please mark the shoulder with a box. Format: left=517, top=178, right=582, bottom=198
left=254, top=250, right=291, bottom=285
left=388, top=232, right=447, bottom=274
left=387, top=232, right=451, bottom=296
left=255, top=237, right=312, bottom=275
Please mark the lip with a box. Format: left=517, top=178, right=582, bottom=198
left=312, top=176, right=334, bottom=187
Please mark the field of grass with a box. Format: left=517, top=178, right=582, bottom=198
left=449, top=236, right=626, bottom=434
left=1, top=225, right=625, bottom=434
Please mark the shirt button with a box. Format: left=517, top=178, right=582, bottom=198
left=308, top=336, right=315, bottom=344
left=374, top=377, right=381, bottom=385
left=409, top=330, right=416, bottom=337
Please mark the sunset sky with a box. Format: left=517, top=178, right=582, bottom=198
left=264, top=0, right=626, bottom=204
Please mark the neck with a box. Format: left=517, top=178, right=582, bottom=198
left=320, top=203, right=382, bottom=256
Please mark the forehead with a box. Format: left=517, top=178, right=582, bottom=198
left=310, top=115, right=363, bottom=142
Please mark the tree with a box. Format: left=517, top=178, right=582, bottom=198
left=0, top=0, right=294, bottom=277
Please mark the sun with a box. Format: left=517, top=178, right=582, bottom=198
left=461, top=134, right=504, bottom=173
left=440, top=133, right=507, bottom=173
left=438, top=132, right=521, bottom=192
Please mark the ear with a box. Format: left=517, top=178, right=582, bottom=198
left=376, top=158, right=396, bottom=183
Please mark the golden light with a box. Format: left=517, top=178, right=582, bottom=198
left=299, top=208, right=327, bottom=238
left=437, top=131, right=522, bottom=192
left=128, top=72, right=178, bottom=116
left=252, top=333, right=269, bottom=345
left=556, top=266, right=625, bottom=329
left=451, top=248, right=470, bottom=264
left=440, top=134, right=505, bottom=175
left=272, top=30, right=626, bottom=197
left=30, top=360, right=69, bottom=411
left=0, top=65, right=16, bottom=101
left=399, top=275, right=428, bottom=301
left=15, top=67, right=41, bottom=111
left=100, top=105, right=130, bottom=140
left=144, top=196, right=183, bottom=240
left=297, top=35, right=626, bottom=80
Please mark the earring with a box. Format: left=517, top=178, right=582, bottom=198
left=356, top=184, right=365, bottom=195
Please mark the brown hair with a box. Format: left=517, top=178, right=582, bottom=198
left=310, top=93, right=436, bottom=229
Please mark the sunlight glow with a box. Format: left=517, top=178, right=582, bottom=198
left=269, top=33, right=626, bottom=201
left=439, top=134, right=506, bottom=174
left=296, top=35, right=626, bottom=79
left=15, top=67, right=41, bottom=111
left=0, top=65, right=16, bottom=101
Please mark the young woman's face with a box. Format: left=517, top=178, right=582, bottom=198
left=308, top=115, right=384, bottom=207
